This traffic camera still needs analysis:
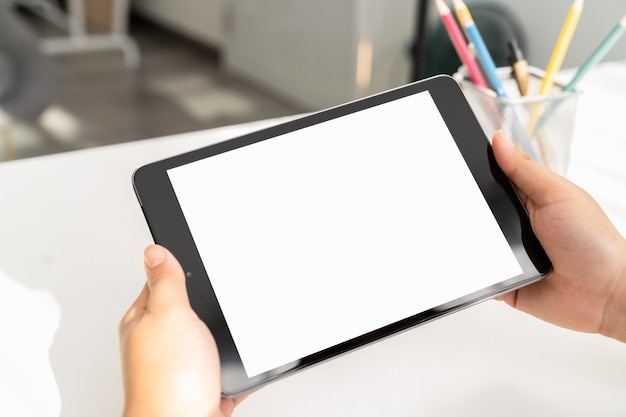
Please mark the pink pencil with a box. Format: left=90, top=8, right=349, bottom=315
left=436, top=0, right=488, bottom=88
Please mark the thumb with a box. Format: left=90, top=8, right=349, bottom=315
left=143, top=244, right=191, bottom=312
left=492, top=130, right=570, bottom=209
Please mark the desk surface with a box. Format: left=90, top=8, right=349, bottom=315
left=1, top=63, right=626, bottom=417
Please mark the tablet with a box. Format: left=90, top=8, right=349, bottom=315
left=132, top=75, right=551, bottom=397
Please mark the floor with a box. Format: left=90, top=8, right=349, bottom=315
left=2, top=13, right=302, bottom=161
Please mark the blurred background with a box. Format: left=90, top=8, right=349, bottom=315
left=1, top=0, right=625, bottom=161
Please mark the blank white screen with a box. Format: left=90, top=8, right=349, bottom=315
left=167, top=91, right=522, bottom=377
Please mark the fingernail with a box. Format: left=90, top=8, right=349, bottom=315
left=144, top=245, right=166, bottom=269
left=496, top=130, right=514, bottom=148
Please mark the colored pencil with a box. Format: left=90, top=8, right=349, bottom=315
left=436, top=0, right=488, bottom=89
left=526, top=0, right=583, bottom=161
left=538, top=0, right=584, bottom=96
left=563, top=14, right=626, bottom=92
left=452, top=0, right=506, bottom=98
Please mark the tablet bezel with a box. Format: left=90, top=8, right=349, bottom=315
left=132, top=75, right=551, bottom=397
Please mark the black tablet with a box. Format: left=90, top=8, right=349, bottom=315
left=132, top=75, right=551, bottom=397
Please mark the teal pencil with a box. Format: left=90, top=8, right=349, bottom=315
left=532, top=14, right=626, bottom=137
left=563, top=14, right=626, bottom=92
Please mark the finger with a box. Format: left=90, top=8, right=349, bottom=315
left=144, top=244, right=191, bottom=312
left=491, top=132, right=529, bottom=208
left=494, top=289, right=517, bottom=307
left=491, top=130, right=570, bottom=209
left=119, top=283, right=150, bottom=333
left=231, top=391, right=254, bottom=407
left=221, top=391, right=254, bottom=416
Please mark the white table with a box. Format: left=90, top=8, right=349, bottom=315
left=1, top=63, right=625, bottom=417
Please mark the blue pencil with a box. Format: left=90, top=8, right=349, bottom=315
left=453, top=0, right=506, bottom=98
left=453, top=0, right=537, bottom=159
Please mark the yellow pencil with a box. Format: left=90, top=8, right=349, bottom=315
left=539, top=0, right=584, bottom=96
left=527, top=0, right=583, bottom=136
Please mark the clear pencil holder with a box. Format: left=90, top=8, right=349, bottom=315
left=453, top=66, right=581, bottom=176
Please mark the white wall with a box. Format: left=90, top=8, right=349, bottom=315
left=224, top=0, right=417, bottom=110
left=224, top=0, right=361, bottom=109
left=369, top=0, right=416, bottom=94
